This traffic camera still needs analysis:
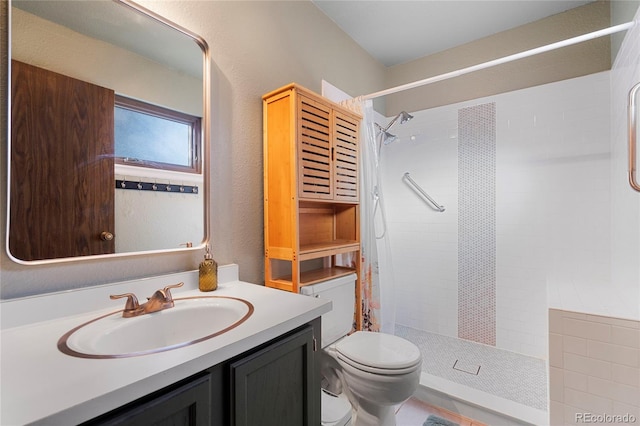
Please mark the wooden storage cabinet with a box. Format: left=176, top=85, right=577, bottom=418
left=263, top=84, right=362, bottom=305
left=297, top=94, right=359, bottom=202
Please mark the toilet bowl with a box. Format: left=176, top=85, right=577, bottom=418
left=321, top=389, right=352, bottom=426
left=328, top=331, right=422, bottom=426
left=300, top=274, right=423, bottom=426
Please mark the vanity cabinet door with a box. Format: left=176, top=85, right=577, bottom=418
left=231, top=325, right=318, bottom=426
left=82, top=373, right=211, bottom=426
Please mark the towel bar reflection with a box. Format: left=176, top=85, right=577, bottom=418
left=403, top=172, right=445, bottom=212
left=628, top=81, right=640, bottom=192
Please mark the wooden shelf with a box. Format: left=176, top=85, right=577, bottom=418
left=299, top=240, right=359, bottom=260
left=270, top=266, right=357, bottom=290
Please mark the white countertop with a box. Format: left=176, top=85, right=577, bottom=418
left=0, top=265, right=331, bottom=425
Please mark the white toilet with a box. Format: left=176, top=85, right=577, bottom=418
left=321, top=389, right=352, bottom=426
left=301, top=274, right=422, bottom=426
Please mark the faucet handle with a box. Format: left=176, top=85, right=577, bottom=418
left=162, top=282, right=184, bottom=302
left=110, top=293, right=140, bottom=311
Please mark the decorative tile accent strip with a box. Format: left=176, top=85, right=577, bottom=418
left=457, top=103, right=496, bottom=346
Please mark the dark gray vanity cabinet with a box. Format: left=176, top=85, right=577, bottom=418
left=82, top=320, right=320, bottom=426
left=230, top=324, right=317, bottom=426
left=82, top=373, right=212, bottom=426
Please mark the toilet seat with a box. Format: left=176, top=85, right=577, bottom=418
left=334, top=331, right=421, bottom=375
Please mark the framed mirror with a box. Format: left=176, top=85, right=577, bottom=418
left=7, top=0, right=210, bottom=264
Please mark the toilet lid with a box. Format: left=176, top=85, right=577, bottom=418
left=321, top=390, right=351, bottom=425
left=335, top=331, right=421, bottom=371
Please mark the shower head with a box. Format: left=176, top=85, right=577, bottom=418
left=375, top=123, right=397, bottom=144
left=384, top=111, right=413, bottom=133
left=382, top=132, right=398, bottom=144
left=398, top=111, right=414, bottom=125
left=376, top=111, right=412, bottom=146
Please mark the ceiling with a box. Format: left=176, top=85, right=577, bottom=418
left=312, top=0, right=596, bottom=67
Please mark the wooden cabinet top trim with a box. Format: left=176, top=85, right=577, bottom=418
left=262, top=83, right=362, bottom=121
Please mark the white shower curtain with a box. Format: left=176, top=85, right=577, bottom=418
left=339, top=97, right=396, bottom=333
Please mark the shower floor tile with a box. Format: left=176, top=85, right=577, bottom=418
left=395, top=325, right=547, bottom=411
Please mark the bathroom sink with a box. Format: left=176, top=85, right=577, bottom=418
left=58, top=296, right=254, bottom=358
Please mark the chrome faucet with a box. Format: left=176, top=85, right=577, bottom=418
left=110, top=282, right=184, bottom=318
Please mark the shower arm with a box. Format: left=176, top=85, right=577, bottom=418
left=383, top=114, right=402, bottom=132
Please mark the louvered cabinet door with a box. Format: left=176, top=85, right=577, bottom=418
left=333, top=110, right=359, bottom=202
left=297, top=95, right=333, bottom=200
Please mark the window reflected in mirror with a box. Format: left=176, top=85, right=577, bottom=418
left=115, top=95, right=202, bottom=174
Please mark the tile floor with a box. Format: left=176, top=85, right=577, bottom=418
left=395, top=325, right=548, bottom=411
left=395, top=397, right=488, bottom=426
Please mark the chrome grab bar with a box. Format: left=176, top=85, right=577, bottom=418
left=403, top=172, right=445, bottom=212
left=629, top=82, right=640, bottom=192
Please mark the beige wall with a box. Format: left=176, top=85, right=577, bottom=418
left=384, top=1, right=612, bottom=116
left=0, top=0, right=385, bottom=298
left=0, top=0, right=628, bottom=298
left=549, top=309, right=640, bottom=424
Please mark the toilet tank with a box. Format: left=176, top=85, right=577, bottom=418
left=300, top=273, right=356, bottom=348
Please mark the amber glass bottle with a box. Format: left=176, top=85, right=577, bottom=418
left=199, top=245, right=217, bottom=291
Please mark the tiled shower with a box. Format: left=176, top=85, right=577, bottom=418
left=379, top=62, right=639, bottom=421
left=382, top=70, right=611, bottom=361
left=323, top=12, right=640, bottom=420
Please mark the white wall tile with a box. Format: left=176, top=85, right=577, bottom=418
left=385, top=71, right=613, bottom=358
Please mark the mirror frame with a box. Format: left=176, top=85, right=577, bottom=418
left=5, top=0, right=211, bottom=265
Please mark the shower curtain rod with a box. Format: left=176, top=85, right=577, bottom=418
left=361, top=21, right=636, bottom=101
